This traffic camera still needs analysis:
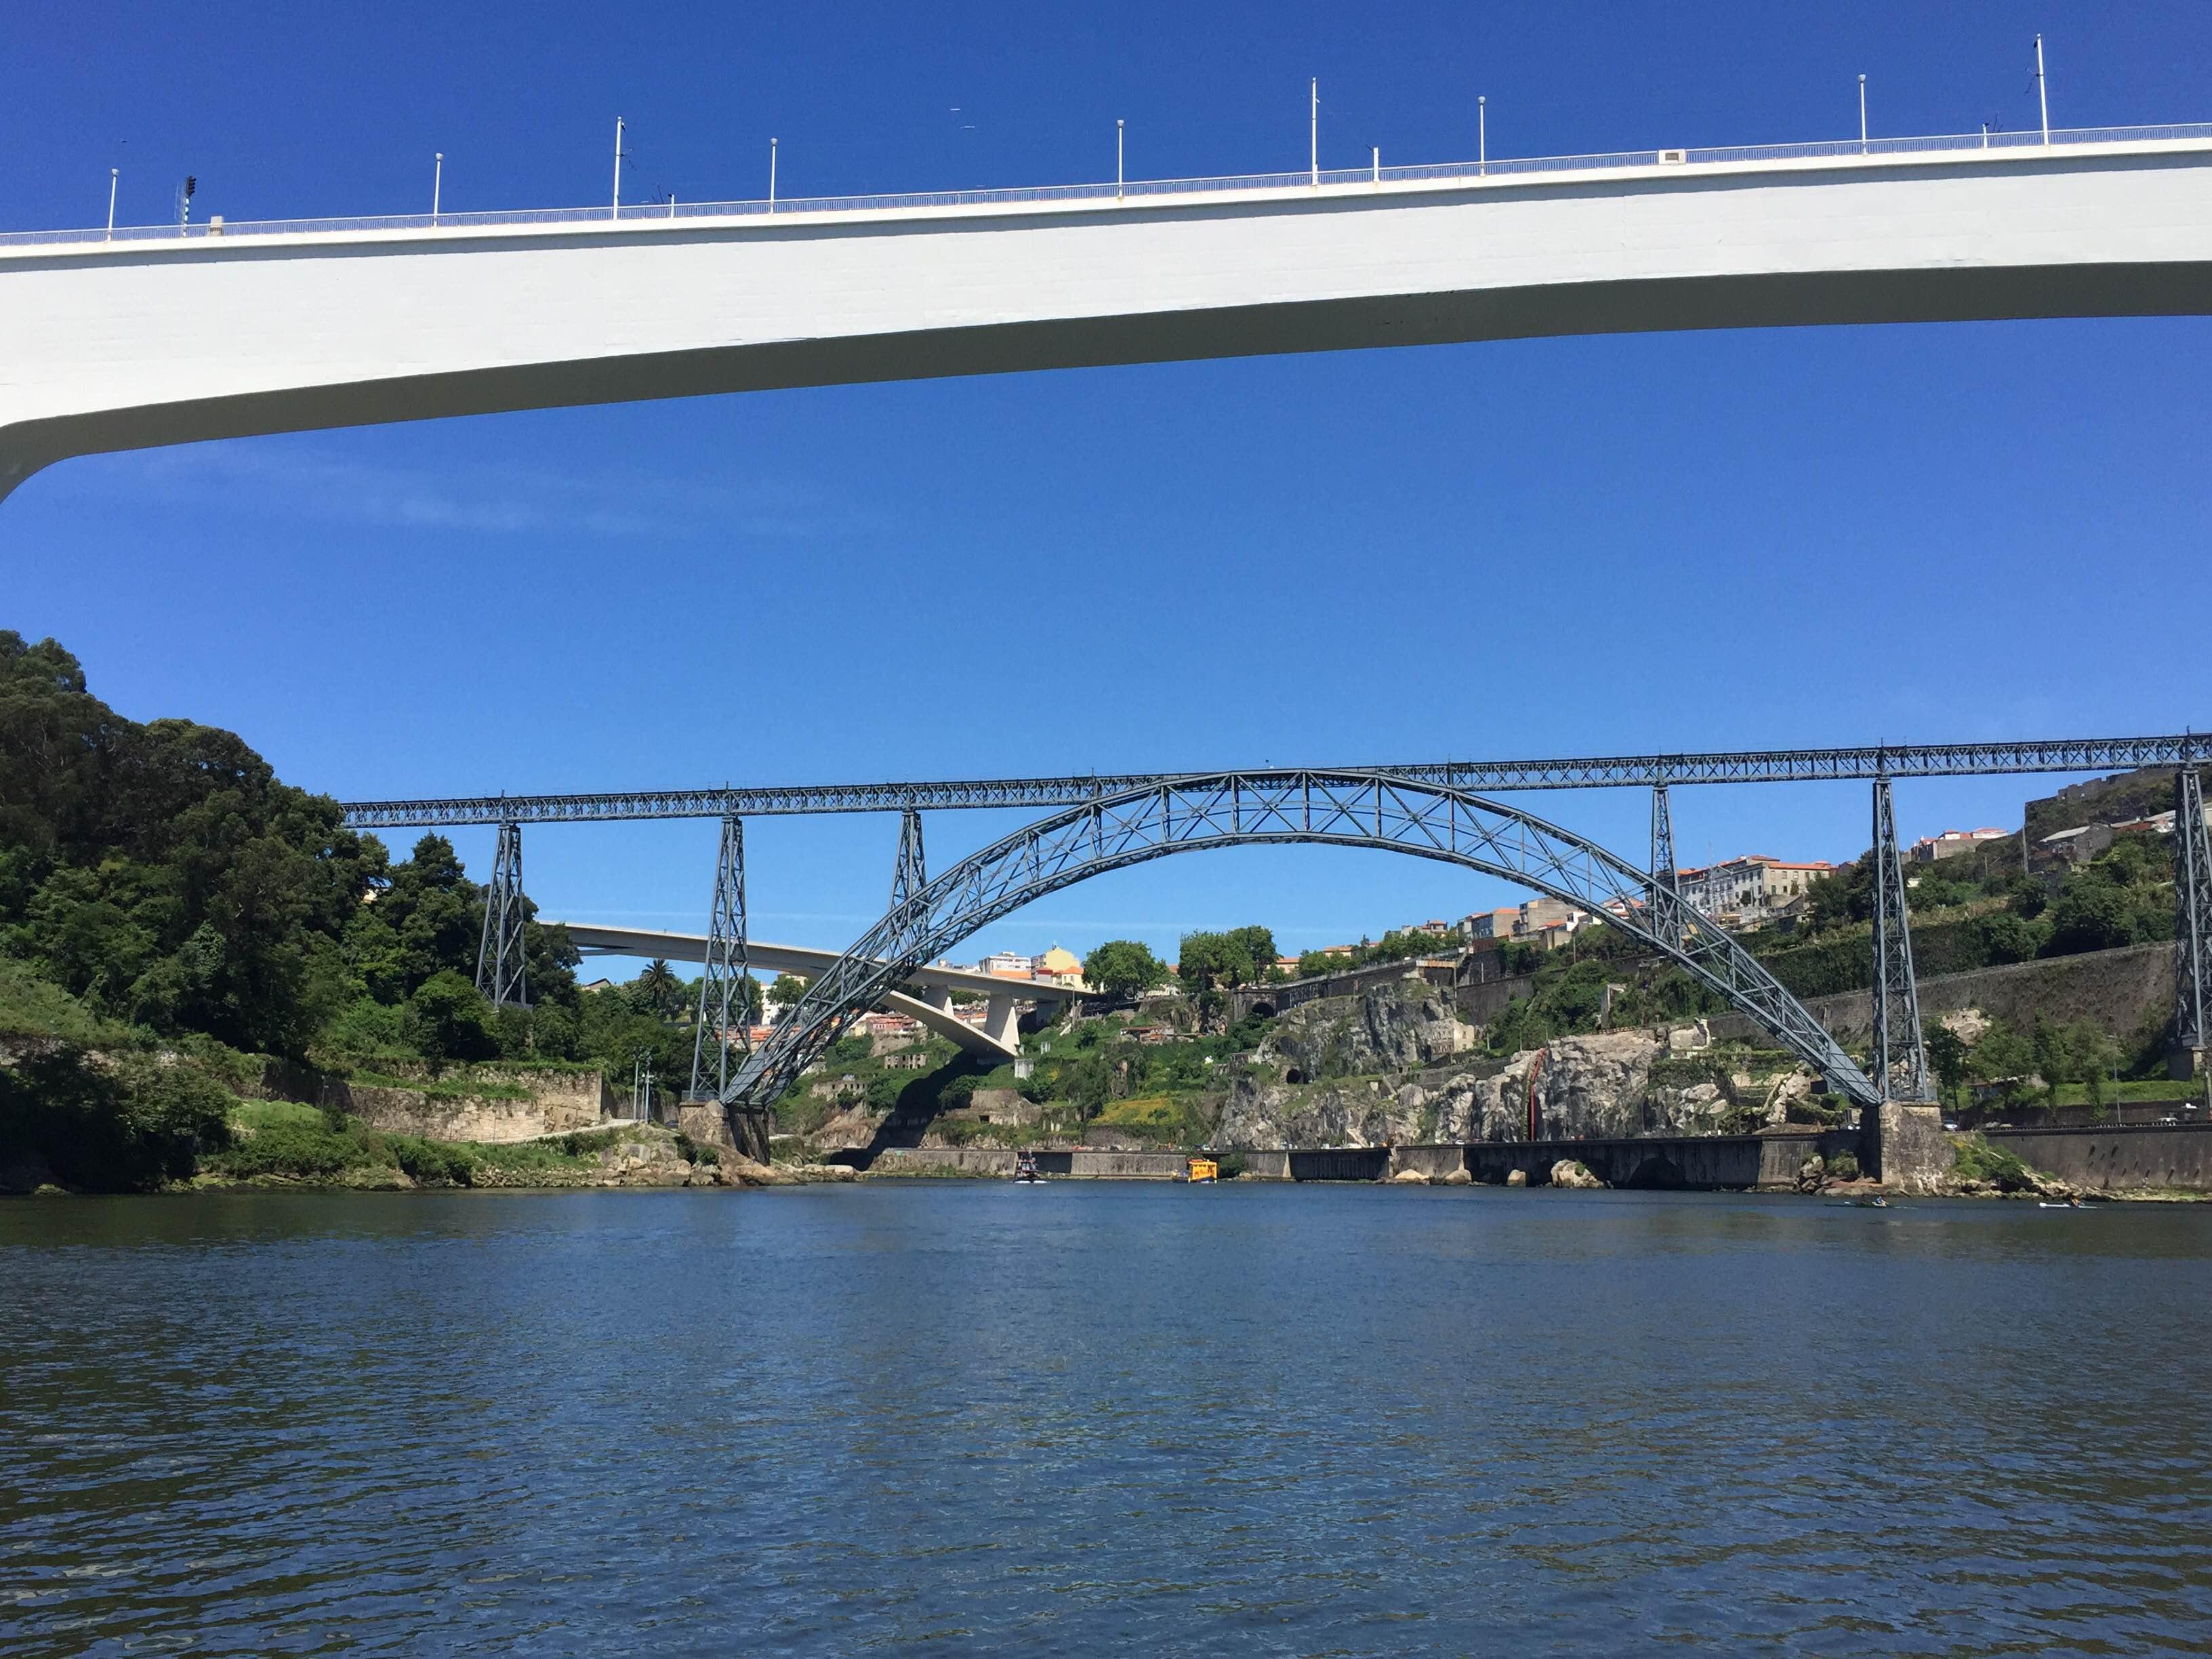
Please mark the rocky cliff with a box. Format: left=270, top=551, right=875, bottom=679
left=1254, top=981, right=1478, bottom=1081
left=1216, top=981, right=1695, bottom=1149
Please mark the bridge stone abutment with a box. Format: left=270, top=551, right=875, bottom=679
left=1863, top=1104, right=1951, bottom=1193
left=680, top=1101, right=772, bottom=1164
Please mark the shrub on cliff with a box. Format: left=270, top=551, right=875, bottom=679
left=1951, top=1133, right=2033, bottom=1190
left=0, top=1045, right=234, bottom=1191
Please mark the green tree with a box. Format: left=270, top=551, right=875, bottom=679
left=1980, top=912, right=2043, bottom=965
left=1968, top=1020, right=2038, bottom=1109
left=0, top=632, right=381, bottom=1057
left=1176, top=926, right=1274, bottom=997
left=1924, top=1024, right=1969, bottom=1107
left=1082, top=939, right=1168, bottom=998
left=403, top=970, right=501, bottom=1064
left=768, top=973, right=810, bottom=1009
left=1225, top=925, right=1277, bottom=980
left=2045, top=879, right=2132, bottom=956
left=634, top=958, right=685, bottom=1019
left=1801, top=854, right=1875, bottom=934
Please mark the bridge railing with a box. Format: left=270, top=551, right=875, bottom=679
left=7, top=121, right=2212, bottom=251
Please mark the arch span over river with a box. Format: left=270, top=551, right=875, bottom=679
left=726, top=770, right=1881, bottom=1112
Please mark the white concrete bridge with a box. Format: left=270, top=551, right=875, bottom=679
left=556, top=921, right=1096, bottom=1061
left=3, top=122, right=2211, bottom=503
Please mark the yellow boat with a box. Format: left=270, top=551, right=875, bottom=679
left=1186, top=1156, right=1218, bottom=1183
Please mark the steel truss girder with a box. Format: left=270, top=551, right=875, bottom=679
left=2175, top=768, right=2211, bottom=1054
left=337, top=733, right=2212, bottom=828
left=1650, top=784, right=1681, bottom=949
left=722, top=770, right=1881, bottom=1112
left=1870, top=778, right=1930, bottom=1102
left=689, top=816, right=752, bottom=1102
left=474, top=820, right=529, bottom=1008
left=890, top=808, right=926, bottom=918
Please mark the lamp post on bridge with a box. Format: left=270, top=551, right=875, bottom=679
left=2036, top=35, right=2050, bottom=145
left=1310, top=79, right=1319, bottom=187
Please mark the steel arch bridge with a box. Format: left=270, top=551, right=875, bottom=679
left=724, top=770, right=1880, bottom=1113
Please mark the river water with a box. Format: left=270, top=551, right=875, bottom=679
left=5, top=1184, right=2210, bottom=1655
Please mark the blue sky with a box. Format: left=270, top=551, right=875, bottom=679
left=5, top=2, right=2210, bottom=967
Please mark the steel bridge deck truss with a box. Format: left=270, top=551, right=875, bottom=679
left=338, top=734, right=2212, bottom=828
left=725, top=771, right=1881, bottom=1113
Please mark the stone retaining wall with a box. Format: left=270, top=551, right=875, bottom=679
left=257, top=1061, right=615, bottom=1144
left=1986, top=1124, right=2212, bottom=1191
left=1460, top=1130, right=1858, bottom=1189
left=341, top=1086, right=552, bottom=1144
left=1706, top=942, right=2173, bottom=1046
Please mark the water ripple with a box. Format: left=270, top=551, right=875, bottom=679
left=4, top=1187, right=2210, bottom=1654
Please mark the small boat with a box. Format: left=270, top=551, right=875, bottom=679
left=2038, top=1198, right=2089, bottom=1209
left=1185, top=1155, right=1219, bottom=1184
left=1012, top=1151, right=1045, bottom=1184
left=1827, top=1196, right=1890, bottom=1208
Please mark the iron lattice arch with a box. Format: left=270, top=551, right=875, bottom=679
left=726, top=770, right=1880, bottom=1111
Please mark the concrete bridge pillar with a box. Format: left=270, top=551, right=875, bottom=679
left=983, top=993, right=1020, bottom=1051
left=1864, top=1103, right=1950, bottom=1193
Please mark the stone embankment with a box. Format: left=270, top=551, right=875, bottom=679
left=1705, top=941, right=2174, bottom=1047
left=251, top=1060, right=614, bottom=1143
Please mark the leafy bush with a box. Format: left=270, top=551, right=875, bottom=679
left=386, top=1134, right=476, bottom=1186
left=1826, top=1149, right=1860, bottom=1181
left=211, top=1115, right=366, bottom=1180
left=1980, top=912, right=2044, bottom=965
left=1216, top=1152, right=1249, bottom=1180
left=0, top=1045, right=234, bottom=1191
left=403, top=971, right=501, bottom=1065
left=1952, top=1133, right=2033, bottom=1189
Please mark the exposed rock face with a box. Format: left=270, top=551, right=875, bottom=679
left=1941, top=1008, right=1992, bottom=1046
left=1443, top=1167, right=1474, bottom=1185
left=1458, top=1033, right=1662, bottom=1141
left=1550, top=1159, right=1605, bottom=1190
left=1505, top=1168, right=1528, bottom=1187
left=1216, top=1074, right=1448, bottom=1149
left=1256, top=982, right=1477, bottom=1082
left=1392, top=1167, right=1430, bottom=1184
left=1217, top=1021, right=1670, bottom=1151
left=595, top=1139, right=728, bottom=1187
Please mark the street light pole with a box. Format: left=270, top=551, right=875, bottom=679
left=612, top=116, right=624, bottom=218
left=1479, top=95, right=1487, bottom=174
left=769, top=137, right=777, bottom=211
left=432, top=152, right=443, bottom=222
left=2035, top=35, right=2050, bottom=144
left=1117, top=119, right=1124, bottom=199
left=1858, top=75, right=1868, bottom=153
left=1309, top=79, right=1318, bottom=186
left=106, top=168, right=118, bottom=239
